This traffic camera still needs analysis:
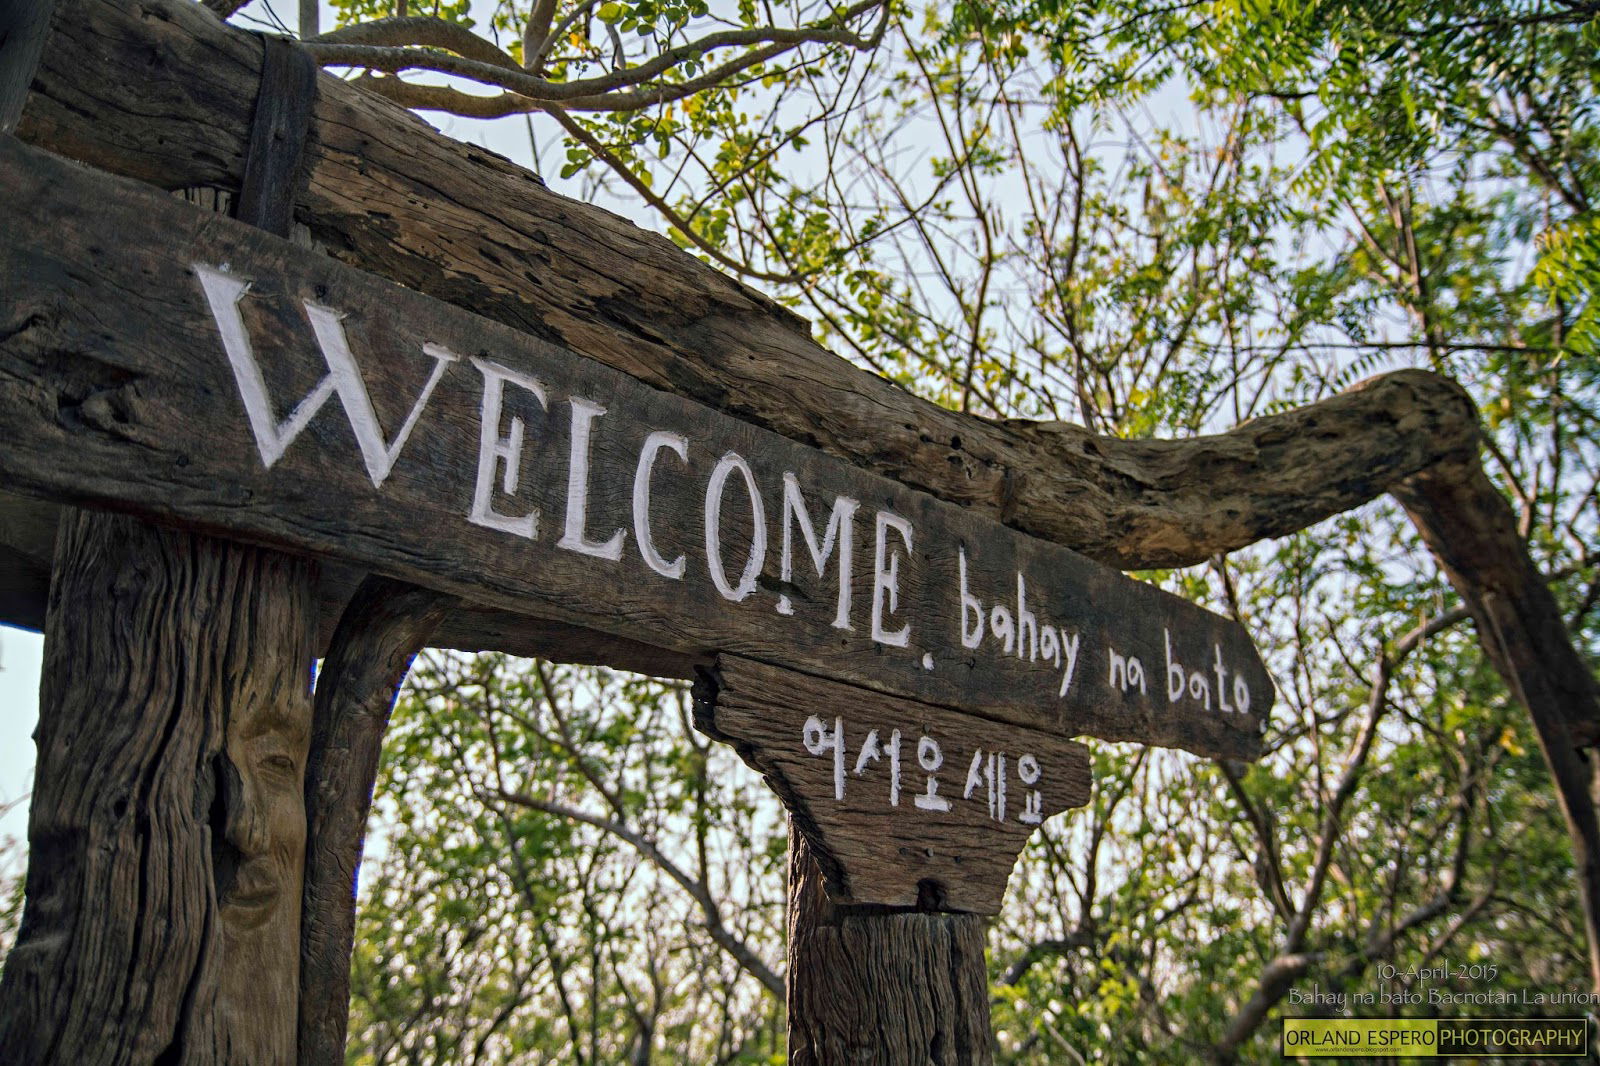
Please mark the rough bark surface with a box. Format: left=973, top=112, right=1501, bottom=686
left=0, top=0, right=55, bottom=132
left=0, top=490, right=692, bottom=676
left=787, top=823, right=992, bottom=1066
left=300, top=575, right=457, bottom=1066
left=0, top=510, right=315, bottom=1065
left=13, top=0, right=1485, bottom=570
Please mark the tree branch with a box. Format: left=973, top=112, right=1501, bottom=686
left=543, top=104, right=803, bottom=283
left=522, top=0, right=560, bottom=71
left=493, top=788, right=784, bottom=998
left=1395, top=460, right=1600, bottom=990
left=305, top=0, right=885, bottom=113
left=1001, top=930, right=1096, bottom=986
left=1212, top=953, right=1326, bottom=1061
left=310, top=16, right=520, bottom=69
left=200, top=0, right=251, bottom=18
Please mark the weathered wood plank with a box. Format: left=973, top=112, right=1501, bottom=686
left=0, top=0, right=54, bottom=133
left=14, top=0, right=1595, bottom=760
left=696, top=656, right=1091, bottom=913
left=0, top=136, right=1272, bottom=758
left=11, top=0, right=1485, bottom=574
left=234, top=36, right=316, bottom=240
left=0, top=492, right=694, bottom=675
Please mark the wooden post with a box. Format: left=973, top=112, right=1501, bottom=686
left=0, top=26, right=324, bottom=1060
left=0, top=511, right=316, bottom=1064
left=787, top=824, right=993, bottom=1066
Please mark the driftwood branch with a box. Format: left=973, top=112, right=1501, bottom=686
left=299, top=576, right=457, bottom=1066
left=1393, top=461, right=1600, bottom=990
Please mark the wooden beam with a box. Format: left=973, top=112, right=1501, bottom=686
left=0, top=136, right=1272, bottom=760
left=11, top=0, right=1485, bottom=572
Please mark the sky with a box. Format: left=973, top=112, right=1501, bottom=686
left=0, top=626, right=41, bottom=876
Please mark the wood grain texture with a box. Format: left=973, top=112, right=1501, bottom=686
left=0, top=125, right=317, bottom=1063
left=696, top=656, right=1090, bottom=914
left=0, top=509, right=315, bottom=1066
left=0, top=491, right=53, bottom=631
left=0, top=0, right=54, bottom=133
left=787, top=823, right=992, bottom=1066
left=234, top=36, right=316, bottom=239
left=0, top=495, right=700, bottom=675
left=299, top=575, right=457, bottom=1066
left=0, top=136, right=1272, bottom=759
left=9, top=0, right=1588, bottom=764
left=11, top=0, right=1484, bottom=571
left=14, top=0, right=1593, bottom=758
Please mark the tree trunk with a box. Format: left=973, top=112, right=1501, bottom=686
left=787, top=822, right=993, bottom=1066
left=0, top=509, right=315, bottom=1065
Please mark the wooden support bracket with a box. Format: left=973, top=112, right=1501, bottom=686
left=298, top=576, right=457, bottom=1066
left=693, top=658, right=1043, bottom=1062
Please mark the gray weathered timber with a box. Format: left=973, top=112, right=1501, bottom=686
left=0, top=120, right=319, bottom=1064
left=696, top=656, right=1090, bottom=913
left=10, top=0, right=1486, bottom=572
left=0, top=137, right=1271, bottom=759
left=0, top=488, right=692, bottom=676
left=0, top=510, right=315, bottom=1066
left=13, top=0, right=1598, bottom=761
left=786, top=824, right=991, bottom=1066
left=0, top=0, right=54, bottom=133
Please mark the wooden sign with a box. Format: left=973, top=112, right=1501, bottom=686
left=0, top=135, right=1272, bottom=759
left=696, top=657, right=1091, bottom=913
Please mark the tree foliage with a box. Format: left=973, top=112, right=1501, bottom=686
left=4, top=0, right=1597, bottom=1060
